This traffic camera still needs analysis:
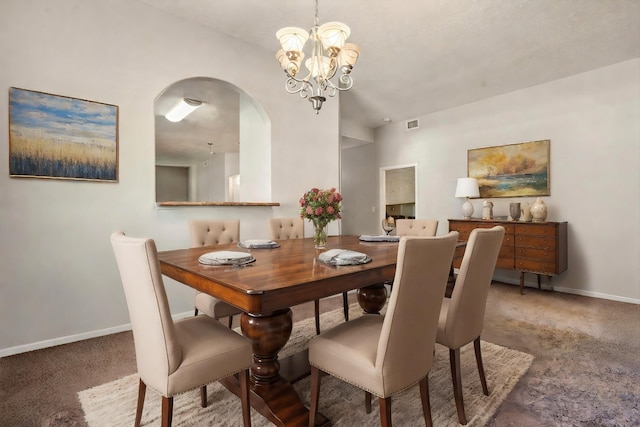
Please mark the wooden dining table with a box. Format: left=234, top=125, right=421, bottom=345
left=157, top=235, right=400, bottom=426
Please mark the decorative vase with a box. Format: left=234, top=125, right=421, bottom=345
left=531, top=197, right=548, bottom=222
left=312, top=221, right=328, bottom=249
left=521, top=201, right=532, bottom=222
left=482, top=200, right=494, bottom=220
left=509, top=202, right=521, bottom=221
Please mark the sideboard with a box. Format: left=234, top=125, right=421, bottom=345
left=448, top=219, right=568, bottom=294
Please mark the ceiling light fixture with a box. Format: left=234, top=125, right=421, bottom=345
left=275, top=0, right=360, bottom=114
left=165, top=98, right=202, bottom=122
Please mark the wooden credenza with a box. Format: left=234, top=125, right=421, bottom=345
left=448, top=219, right=568, bottom=294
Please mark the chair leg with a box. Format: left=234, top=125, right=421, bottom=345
left=379, top=396, right=392, bottom=427
left=161, top=396, right=173, bottom=427
left=200, top=385, right=207, bottom=408
left=194, top=308, right=199, bottom=316
left=314, top=299, right=321, bottom=335
left=449, top=348, right=467, bottom=425
left=342, top=292, right=349, bottom=321
left=474, top=337, right=489, bottom=396
left=239, top=369, right=252, bottom=427
left=419, top=375, right=433, bottom=427
left=135, top=379, right=146, bottom=427
left=364, top=391, right=372, bottom=414
left=309, top=366, right=321, bottom=427
left=228, top=315, right=234, bottom=329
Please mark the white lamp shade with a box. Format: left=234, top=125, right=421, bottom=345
left=276, top=49, right=304, bottom=76
left=317, top=21, right=350, bottom=51
left=338, top=43, right=360, bottom=67
left=305, top=56, right=333, bottom=78
left=455, top=177, right=480, bottom=198
left=165, top=98, right=202, bottom=122
left=276, top=27, right=309, bottom=52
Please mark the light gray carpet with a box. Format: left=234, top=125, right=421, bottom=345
left=79, top=303, right=533, bottom=426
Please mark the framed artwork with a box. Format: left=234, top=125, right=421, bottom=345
left=468, top=139, right=550, bottom=198
left=9, top=87, right=118, bottom=182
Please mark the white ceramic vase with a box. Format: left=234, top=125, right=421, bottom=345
left=521, top=201, right=532, bottom=222
left=530, top=197, right=547, bottom=222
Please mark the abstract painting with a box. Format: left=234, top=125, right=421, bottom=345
left=468, top=140, right=550, bottom=198
left=9, top=87, right=118, bottom=182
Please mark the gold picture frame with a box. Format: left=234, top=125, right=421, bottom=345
left=468, top=140, right=550, bottom=198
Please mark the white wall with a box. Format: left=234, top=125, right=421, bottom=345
left=0, top=0, right=341, bottom=355
left=371, top=59, right=640, bottom=303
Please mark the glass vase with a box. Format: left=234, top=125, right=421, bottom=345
left=313, top=222, right=328, bottom=249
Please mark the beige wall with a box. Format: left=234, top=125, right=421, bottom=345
left=370, top=59, right=640, bottom=303
left=0, top=0, right=340, bottom=355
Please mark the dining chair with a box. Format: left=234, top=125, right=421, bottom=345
left=308, top=232, right=459, bottom=427
left=436, top=225, right=505, bottom=425
left=268, top=217, right=349, bottom=335
left=395, top=219, right=439, bottom=237
left=110, top=231, right=252, bottom=427
left=189, top=219, right=243, bottom=328
left=386, top=218, right=440, bottom=294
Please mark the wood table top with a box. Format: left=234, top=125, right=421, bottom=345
left=158, top=235, right=399, bottom=314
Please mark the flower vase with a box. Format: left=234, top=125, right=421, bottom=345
left=313, top=222, right=328, bottom=249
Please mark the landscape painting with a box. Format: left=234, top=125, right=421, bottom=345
left=9, top=87, right=118, bottom=182
left=468, top=140, right=550, bottom=198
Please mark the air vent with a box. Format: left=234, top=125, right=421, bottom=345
left=406, top=119, right=419, bottom=130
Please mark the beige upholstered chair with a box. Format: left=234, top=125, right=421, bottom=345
left=308, top=232, right=459, bottom=427
left=268, top=217, right=304, bottom=239
left=436, top=225, right=505, bottom=425
left=110, top=231, right=252, bottom=427
left=189, top=219, right=243, bottom=328
left=395, top=219, right=439, bottom=237
left=268, top=217, right=349, bottom=335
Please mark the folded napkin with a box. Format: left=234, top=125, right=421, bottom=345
left=237, top=239, right=280, bottom=249
left=359, top=235, right=400, bottom=242
left=319, top=249, right=372, bottom=266
left=198, top=251, right=255, bottom=266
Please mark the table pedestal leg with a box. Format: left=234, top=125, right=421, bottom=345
left=219, top=308, right=330, bottom=426
left=357, top=283, right=388, bottom=314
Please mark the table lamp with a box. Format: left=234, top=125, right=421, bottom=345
left=455, top=177, right=480, bottom=219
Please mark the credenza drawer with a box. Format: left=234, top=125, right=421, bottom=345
left=516, top=235, right=557, bottom=249
left=516, top=247, right=556, bottom=261
left=515, top=258, right=557, bottom=274
left=496, top=257, right=515, bottom=269
left=515, top=224, right=557, bottom=236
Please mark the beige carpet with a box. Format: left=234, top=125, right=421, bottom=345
left=79, top=303, right=533, bottom=426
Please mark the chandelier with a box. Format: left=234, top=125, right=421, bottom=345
left=275, top=0, right=360, bottom=114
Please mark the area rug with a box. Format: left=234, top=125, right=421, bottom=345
left=79, top=304, right=533, bottom=426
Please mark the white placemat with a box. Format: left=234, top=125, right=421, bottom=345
left=198, top=251, right=255, bottom=265
left=237, top=239, right=280, bottom=249
left=319, top=249, right=372, bottom=266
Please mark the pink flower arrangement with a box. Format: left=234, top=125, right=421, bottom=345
left=299, top=187, right=343, bottom=228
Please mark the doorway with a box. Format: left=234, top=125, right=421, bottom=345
left=380, top=164, right=418, bottom=227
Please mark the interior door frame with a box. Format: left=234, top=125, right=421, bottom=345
left=379, top=163, right=418, bottom=223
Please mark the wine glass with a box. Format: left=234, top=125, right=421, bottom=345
left=381, top=217, right=396, bottom=235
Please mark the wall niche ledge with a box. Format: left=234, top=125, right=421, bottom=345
left=157, top=201, right=280, bottom=207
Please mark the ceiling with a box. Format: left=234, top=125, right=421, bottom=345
left=149, top=0, right=640, bottom=161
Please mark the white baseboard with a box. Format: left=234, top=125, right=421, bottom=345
left=492, top=273, right=640, bottom=305
left=0, top=311, right=193, bottom=358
